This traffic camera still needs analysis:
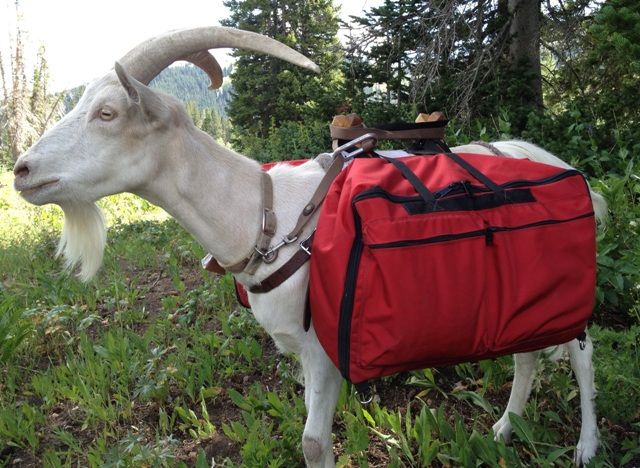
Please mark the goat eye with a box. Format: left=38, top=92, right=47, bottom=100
left=99, top=107, right=116, bottom=121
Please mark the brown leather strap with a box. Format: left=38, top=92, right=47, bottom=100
left=249, top=234, right=314, bottom=294
left=219, top=171, right=277, bottom=274
left=330, top=124, right=446, bottom=142
left=284, top=154, right=344, bottom=243
left=284, top=135, right=378, bottom=243
left=202, top=253, right=226, bottom=274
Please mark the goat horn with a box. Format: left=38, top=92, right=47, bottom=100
left=118, top=26, right=321, bottom=86
left=184, top=51, right=223, bottom=90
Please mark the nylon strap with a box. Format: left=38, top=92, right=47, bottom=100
left=444, top=152, right=503, bottom=194
left=380, top=155, right=436, bottom=204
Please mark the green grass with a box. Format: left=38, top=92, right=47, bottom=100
left=1, top=169, right=639, bottom=467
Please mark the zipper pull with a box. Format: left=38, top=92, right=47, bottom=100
left=461, top=180, right=474, bottom=197
left=485, top=227, right=495, bottom=246
left=436, top=182, right=458, bottom=199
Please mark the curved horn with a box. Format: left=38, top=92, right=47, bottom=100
left=184, top=51, right=223, bottom=90
left=118, top=26, right=321, bottom=85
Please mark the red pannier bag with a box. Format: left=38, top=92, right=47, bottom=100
left=309, top=152, right=596, bottom=385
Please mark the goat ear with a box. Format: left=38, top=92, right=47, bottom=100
left=114, top=62, right=141, bottom=103
left=114, top=61, right=170, bottom=124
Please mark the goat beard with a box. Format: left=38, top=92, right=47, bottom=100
left=57, top=202, right=107, bottom=282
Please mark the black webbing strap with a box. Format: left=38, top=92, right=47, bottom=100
left=445, top=152, right=503, bottom=194
left=380, top=155, right=435, bottom=204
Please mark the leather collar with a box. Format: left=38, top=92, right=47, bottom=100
left=203, top=171, right=276, bottom=275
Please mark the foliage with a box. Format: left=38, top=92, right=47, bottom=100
left=1, top=173, right=639, bottom=466
left=184, top=101, right=232, bottom=145
left=222, top=0, right=345, bottom=151
left=342, top=0, right=525, bottom=122
left=150, top=64, right=233, bottom=116
left=544, top=0, right=640, bottom=131
left=239, top=120, right=331, bottom=163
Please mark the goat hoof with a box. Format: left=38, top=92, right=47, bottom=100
left=492, top=417, right=512, bottom=444
left=575, top=436, right=598, bottom=467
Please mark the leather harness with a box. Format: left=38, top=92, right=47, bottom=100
left=202, top=121, right=447, bottom=304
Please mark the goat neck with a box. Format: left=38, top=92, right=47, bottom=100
left=135, top=125, right=263, bottom=269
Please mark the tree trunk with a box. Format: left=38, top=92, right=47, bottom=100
left=508, top=0, right=543, bottom=109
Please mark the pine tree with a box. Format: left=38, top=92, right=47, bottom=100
left=345, top=0, right=546, bottom=125
left=582, top=0, right=640, bottom=125
left=185, top=101, right=203, bottom=128
left=221, top=0, right=344, bottom=150
left=201, top=107, right=225, bottom=142
left=343, top=0, right=427, bottom=123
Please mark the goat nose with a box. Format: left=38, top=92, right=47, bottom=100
left=13, top=160, right=30, bottom=178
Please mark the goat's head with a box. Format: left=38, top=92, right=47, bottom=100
left=13, top=26, right=319, bottom=280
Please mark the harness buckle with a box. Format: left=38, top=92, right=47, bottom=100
left=299, top=232, right=314, bottom=256
left=256, top=233, right=305, bottom=264
left=333, top=133, right=378, bottom=161
left=283, top=235, right=298, bottom=244
left=261, top=208, right=277, bottom=237
left=262, top=249, right=278, bottom=264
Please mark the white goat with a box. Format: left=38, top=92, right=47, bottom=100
left=13, top=27, right=603, bottom=467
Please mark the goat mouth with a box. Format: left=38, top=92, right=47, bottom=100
left=17, top=179, right=61, bottom=195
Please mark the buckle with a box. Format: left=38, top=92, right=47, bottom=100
left=262, top=208, right=277, bottom=237
left=332, top=133, right=378, bottom=161
left=299, top=232, right=314, bottom=256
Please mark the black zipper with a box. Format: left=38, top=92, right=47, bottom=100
left=368, top=212, right=594, bottom=250
left=337, top=205, right=364, bottom=378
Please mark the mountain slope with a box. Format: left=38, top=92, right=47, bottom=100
left=150, top=64, right=233, bottom=115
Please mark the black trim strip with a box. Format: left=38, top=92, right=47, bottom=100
left=337, top=205, right=364, bottom=378
left=405, top=188, right=535, bottom=214
left=368, top=212, right=594, bottom=249
left=496, top=169, right=582, bottom=188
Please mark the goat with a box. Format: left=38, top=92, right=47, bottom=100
left=13, top=26, right=603, bottom=467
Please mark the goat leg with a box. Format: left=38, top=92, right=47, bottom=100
left=300, top=331, right=342, bottom=468
left=492, top=350, right=541, bottom=442
left=567, top=332, right=599, bottom=466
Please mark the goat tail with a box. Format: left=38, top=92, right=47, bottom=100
left=590, top=191, right=608, bottom=225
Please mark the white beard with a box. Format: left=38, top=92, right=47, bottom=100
left=57, top=202, right=106, bottom=282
